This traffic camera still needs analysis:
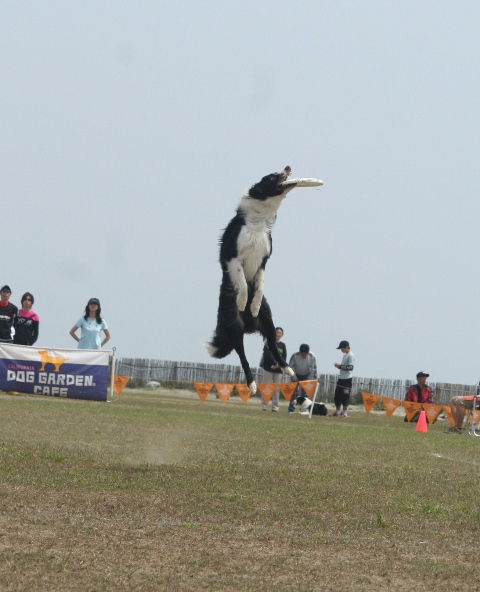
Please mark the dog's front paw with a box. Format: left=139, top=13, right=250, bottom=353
left=283, top=366, right=295, bottom=377
left=236, top=292, right=247, bottom=312
left=248, top=381, right=257, bottom=395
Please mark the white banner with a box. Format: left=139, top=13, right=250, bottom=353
left=0, top=343, right=110, bottom=401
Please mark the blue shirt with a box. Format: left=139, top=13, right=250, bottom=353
left=75, top=317, right=108, bottom=349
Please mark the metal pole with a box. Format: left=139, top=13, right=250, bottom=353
left=108, top=347, right=116, bottom=403
left=308, top=381, right=320, bottom=419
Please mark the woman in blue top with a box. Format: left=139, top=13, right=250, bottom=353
left=69, top=298, right=111, bottom=349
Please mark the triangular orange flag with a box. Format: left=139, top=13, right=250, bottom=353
left=443, top=405, right=454, bottom=426
left=257, top=383, right=276, bottom=403
left=278, top=382, right=297, bottom=401
left=382, top=396, right=401, bottom=418
left=113, top=375, right=130, bottom=396
left=422, top=404, right=443, bottom=424
left=402, top=401, right=422, bottom=422
left=194, top=382, right=213, bottom=402
left=361, top=391, right=381, bottom=413
left=215, top=383, right=233, bottom=403
left=299, top=380, right=317, bottom=397
left=235, top=384, right=251, bottom=404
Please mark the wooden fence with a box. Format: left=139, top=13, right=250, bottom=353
left=115, top=357, right=478, bottom=405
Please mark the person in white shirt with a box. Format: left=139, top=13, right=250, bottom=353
left=333, top=340, right=355, bottom=418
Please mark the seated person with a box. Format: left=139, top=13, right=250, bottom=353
left=404, top=371, right=433, bottom=422
left=448, top=395, right=480, bottom=434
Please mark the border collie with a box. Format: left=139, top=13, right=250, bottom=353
left=206, top=166, right=296, bottom=394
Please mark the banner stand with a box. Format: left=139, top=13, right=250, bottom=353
left=308, top=381, right=320, bottom=419
left=108, top=347, right=116, bottom=403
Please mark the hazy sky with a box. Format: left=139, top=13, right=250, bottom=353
left=2, top=1, right=479, bottom=385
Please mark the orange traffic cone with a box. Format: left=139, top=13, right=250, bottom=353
left=416, top=410, right=428, bottom=433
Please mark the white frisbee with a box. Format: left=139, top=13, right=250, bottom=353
left=282, top=177, right=324, bottom=187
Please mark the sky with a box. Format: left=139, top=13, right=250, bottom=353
left=1, top=1, right=480, bottom=385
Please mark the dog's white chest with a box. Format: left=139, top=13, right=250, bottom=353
left=237, top=225, right=271, bottom=281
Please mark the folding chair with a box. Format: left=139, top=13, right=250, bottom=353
left=465, top=395, right=480, bottom=437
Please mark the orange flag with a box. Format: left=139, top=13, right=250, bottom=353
left=215, top=383, right=233, bottom=404
left=113, top=375, right=130, bottom=396
left=299, top=380, right=317, bottom=397
left=194, top=382, right=213, bottom=402
left=361, top=391, right=381, bottom=413
left=402, top=401, right=422, bottom=422
left=278, top=382, right=297, bottom=402
left=257, top=383, right=276, bottom=404
left=235, top=384, right=251, bottom=404
left=443, top=405, right=454, bottom=426
left=422, top=404, right=443, bottom=424
left=382, top=396, right=401, bottom=418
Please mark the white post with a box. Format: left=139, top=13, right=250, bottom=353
left=108, top=347, right=116, bottom=402
left=308, top=381, right=320, bottom=419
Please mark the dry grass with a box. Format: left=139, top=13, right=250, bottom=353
left=1, top=388, right=480, bottom=591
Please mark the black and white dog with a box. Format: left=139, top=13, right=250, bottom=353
left=206, top=166, right=297, bottom=394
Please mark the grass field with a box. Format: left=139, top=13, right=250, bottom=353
left=1, top=387, right=480, bottom=591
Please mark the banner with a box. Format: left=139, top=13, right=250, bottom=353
left=382, top=397, right=401, bottom=418
left=215, top=383, right=233, bottom=403
left=422, top=404, right=443, bottom=424
left=113, top=375, right=130, bottom=396
left=235, top=384, right=251, bottom=404
left=0, top=343, right=110, bottom=402
left=279, top=382, right=296, bottom=401
left=257, top=383, right=275, bottom=403
left=194, top=382, right=213, bottom=402
left=442, top=405, right=454, bottom=426
left=361, top=391, right=381, bottom=413
left=402, top=401, right=422, bottom=422
left=299, top=380, right=317, bottom=397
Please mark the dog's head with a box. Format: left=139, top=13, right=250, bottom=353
left=248, top=166, right=292, bottom=200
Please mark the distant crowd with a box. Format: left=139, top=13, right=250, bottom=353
left=259, top=327, right=354, bottom=417
left=0, top=285, right=110, bottom=350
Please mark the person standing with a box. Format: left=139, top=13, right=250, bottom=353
left=259, top=326, right=287, bottom=412
left=0, top=285, right=18, bottom=343
left=69, top=298, right=111, bottom=350
left=13, top=292, right=39, bottom=345
left=404, top=371, right=433, bottom=422
left=333, top=340, right=355, bottom=418
left=288, top=344, right=318, bottom=413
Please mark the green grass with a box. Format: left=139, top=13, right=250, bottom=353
left=1, top=388, right=480, bottom=591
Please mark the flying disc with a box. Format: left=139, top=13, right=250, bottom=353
left=282, top=177, right=324, bottom=187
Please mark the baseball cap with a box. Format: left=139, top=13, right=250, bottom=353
left=337, top=340, right=349, bottom=349
left=416, top=371, right=429, bottom=378
left=0, top=285, right=11, bottom=293
left=88, top=298, right=100, bottom=306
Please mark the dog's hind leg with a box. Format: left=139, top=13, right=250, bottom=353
left=232, top=337, right=257, bottom=395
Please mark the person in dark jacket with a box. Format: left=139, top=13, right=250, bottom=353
left=259, top=327, right=287, bottom=412
left=14, top=292, right=39, bottom=345
left=0, top=285, right=17, bottom=343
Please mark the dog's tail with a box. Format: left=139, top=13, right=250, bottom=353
left=205, top=330, right=233, bottom=359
